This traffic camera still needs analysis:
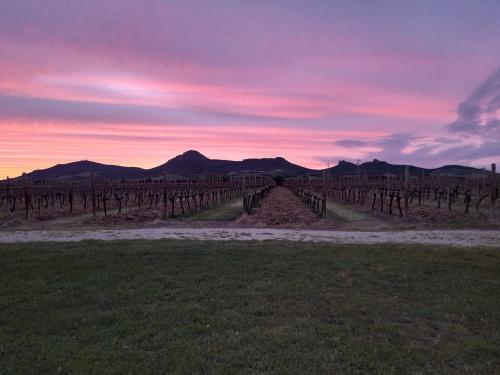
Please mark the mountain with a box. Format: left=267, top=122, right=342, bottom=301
left=326, top=159, right=427, bottom=177
left=326, top=159, right=486, bottom=177
left=4, top=151, right=489, bottom=182
left=9, top=150, right=313, bottom=182
left=149, top=150, right=312, bottom=176
left=431, top=164, right=488, bottom=176
left=17, top=160, right=148, bottom=182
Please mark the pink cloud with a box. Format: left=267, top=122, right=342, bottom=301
left=1, top=0, right=499, bottom=178
left=0, top=119, right=386, bottom=178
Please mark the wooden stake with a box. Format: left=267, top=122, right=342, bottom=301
left=242, top=174, right=247, bottom=214
left=491, top=163, right=497, bottom=219
left=24, top=181, right=30, bottom=220
left=163, top=174, right=168, bottom=219
left=322, top=169, right=327, bottom=218
left=404, top=165, right=409, bottom=217
left=91, top=173, right=96, bottom=217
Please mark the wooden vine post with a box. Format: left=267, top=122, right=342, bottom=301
left=242, top=174, right=247, bottom=214
left=24, top=180, right=31, bottom=220
left=404, top=165, right=410, bottom=217
left=163, top=174, right=168, bottom=219
left=322, top=169, right=327, bottom=218
left=491, top=163, right=497, bottom=219
left=91, top=172, right=96, bottom=217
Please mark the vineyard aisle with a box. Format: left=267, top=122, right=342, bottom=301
left=1, top=228, right=500, bottom=247
left=237, top=186, right=319, bottom=226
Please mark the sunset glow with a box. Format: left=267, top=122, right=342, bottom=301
left=1, top=1, right=500, bottom=179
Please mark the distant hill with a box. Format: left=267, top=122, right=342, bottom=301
left=326, top=159, right=424, bottom=177
left=149, top=150, right=311, bottom=176
left=431, top=164, right=487, bottom=176
left=326, top=159, right=486, bottom=177
left=3, top=150, right=488, bottom=182
left=18, top=160, right=148, bottom=182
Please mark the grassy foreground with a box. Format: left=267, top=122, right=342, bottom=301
left=1, top=241, right=499, bottom=374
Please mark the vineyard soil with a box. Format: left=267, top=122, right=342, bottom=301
left=1, top=186, right=499, bottom=231
left=236, top=186, right=319, bottom=227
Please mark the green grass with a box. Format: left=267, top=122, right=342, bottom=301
left=182, top=198, right=242, bottom=221
left=326, top=200, right=372, bottom=222
left=1, top=240, right=499, bottom=374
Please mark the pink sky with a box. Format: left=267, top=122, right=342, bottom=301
left=1, top=1, right=500, bottom=179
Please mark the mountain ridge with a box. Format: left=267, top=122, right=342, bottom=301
left=4, top=150, right=490, bottom=182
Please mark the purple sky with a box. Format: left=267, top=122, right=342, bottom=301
left=1, top=0, right=499, bottom=178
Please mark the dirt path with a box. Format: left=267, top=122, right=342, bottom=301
left=236, top=186, right=319, bottom=227
left=1, top=227, right=499, bottom=247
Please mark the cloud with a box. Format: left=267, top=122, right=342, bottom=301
left=331, top=132, right=499, bottom=168
left=329, top=66, right=500, bottom=167
left=0, top=93, right=320, bottom=126
left=448, top=66, right=500, bottom=137
left=333, top=139, right=368, bottom=147
left=1, top=1, right=500, bottom=178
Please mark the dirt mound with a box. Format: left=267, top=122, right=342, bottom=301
left=235, top=186, right=319, bottom=227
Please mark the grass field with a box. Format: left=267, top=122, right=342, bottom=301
left=182, top=198, right=243, bottom=221
left=326, top=200, right=373, bottom=222
left=1, top=240, right=499, bottom=374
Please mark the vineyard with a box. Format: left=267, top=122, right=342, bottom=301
left=0, top=174, right=274, bottom=223
left=285, top=164, right=499, bottom=222
left=0, top=164, right=498, bottom=229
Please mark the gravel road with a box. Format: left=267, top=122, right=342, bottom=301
left=1, top=228, right=499, bottom=247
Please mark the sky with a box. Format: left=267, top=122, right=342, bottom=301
left=1, top=0, right=500, bottom=178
